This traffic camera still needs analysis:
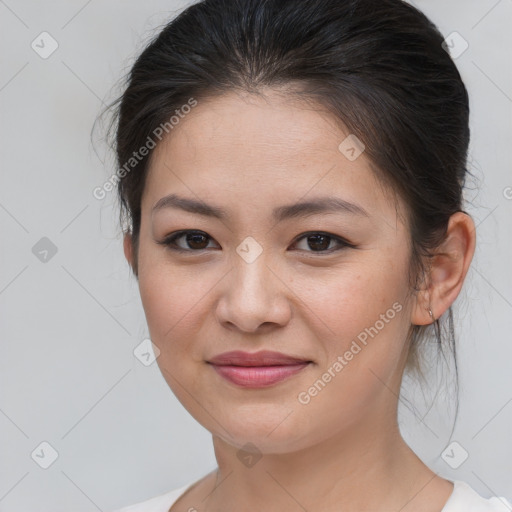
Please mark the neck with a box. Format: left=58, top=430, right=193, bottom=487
left=204, top=415, right=438, bottom=511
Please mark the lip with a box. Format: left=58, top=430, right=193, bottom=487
left=207, top=350, right=312, bottom=388
left=207, top=350, right=312, bottom=366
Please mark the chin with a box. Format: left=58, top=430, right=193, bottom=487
left=212, top=412, right=310, bottom=454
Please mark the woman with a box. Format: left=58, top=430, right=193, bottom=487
left=106, top=0, right=511, bottom=510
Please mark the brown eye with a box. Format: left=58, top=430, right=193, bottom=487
left=292, top=232, right=354, bottom=253
left=305, top=234, right=332, bottom=251
left=183, top=232, right=210, bottom=250
left=157, top=230, right=218, bottom=252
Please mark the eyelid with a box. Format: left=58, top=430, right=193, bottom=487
left=156, top=230, right=218, bottom=252
left=292, top=231, right=356, bottom=252
left=156, top=229, right=355, bottom=254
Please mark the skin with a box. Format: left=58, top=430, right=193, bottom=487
left=123, top=88, right=476, bottom=512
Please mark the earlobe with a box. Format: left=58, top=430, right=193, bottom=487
left=123, top=232, right=134, bottom=269
left=411, top=211, right=476, bottom=326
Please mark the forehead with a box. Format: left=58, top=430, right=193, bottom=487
left=150, top=89, right=351, bottom=168
left=142, top=89, right=402, bottom=224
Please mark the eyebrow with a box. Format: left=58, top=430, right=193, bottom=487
left=152, top=193, right=369, bottom=221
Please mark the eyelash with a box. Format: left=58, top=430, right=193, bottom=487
left=156, top=230, right=355, bottom=254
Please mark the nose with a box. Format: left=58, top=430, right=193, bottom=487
left=215, top=254, right=292, bottom=334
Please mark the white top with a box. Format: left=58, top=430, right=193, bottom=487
left=112, top=479, right=512, bottom=512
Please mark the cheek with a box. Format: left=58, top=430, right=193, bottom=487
left=137, top=265, right=210, bottom=401
left=139, top=268, right=199, bottom=339
left=136, top=251, right=223, bottom=367
left=296, top=262, right=407, bottom=339
left=291, top=270, right=409, bottom=437
left=298, top=261, right=411, bottom=397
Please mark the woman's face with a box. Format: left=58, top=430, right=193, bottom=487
left=127, top=89, right=419, bottom=454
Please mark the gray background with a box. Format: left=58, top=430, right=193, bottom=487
left=1, top=0, right=511, bottom=510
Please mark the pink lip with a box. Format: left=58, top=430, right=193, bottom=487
left=207, top=350, right=312, bottom=388
left=210, top=363, right=311, bottom=388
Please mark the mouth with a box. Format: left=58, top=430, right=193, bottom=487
left=206, top=350, right=313, bottom=388
left=211, top=362, right=312, bottom=388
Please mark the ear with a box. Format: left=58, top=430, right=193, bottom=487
left=123, top=232, right=134, bottom=272
left=411, top=211, right=476, bottom=325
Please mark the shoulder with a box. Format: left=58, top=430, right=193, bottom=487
left=110, top=482, right=192, bottom=512
left=442, top=480, right=512, bottom=512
